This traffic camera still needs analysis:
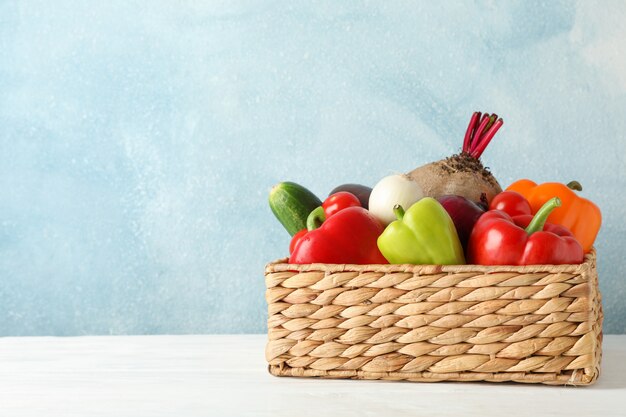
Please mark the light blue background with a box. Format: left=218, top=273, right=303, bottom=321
left=1, top=1, right=625, bottom=335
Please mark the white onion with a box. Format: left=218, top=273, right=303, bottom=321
left=369, top=174, right=424, bottom=225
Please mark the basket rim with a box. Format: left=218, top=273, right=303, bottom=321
left=266, top=249, right=595, bottom=275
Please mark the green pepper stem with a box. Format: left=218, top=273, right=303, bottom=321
left=567, top=180, right=583, bottom=191
left=306, top=206, right=326, bottom=231
left=393, top=204, right=405, bottom=221
left=525, top=197, right=561, bottom=235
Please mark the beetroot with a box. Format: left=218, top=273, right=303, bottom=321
left=407, top=112, right=504, bottom=203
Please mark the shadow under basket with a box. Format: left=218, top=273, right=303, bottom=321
left=264, top=250, right=602, bottom=386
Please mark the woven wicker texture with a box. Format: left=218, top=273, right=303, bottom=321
left=265, top=251, right=602, bottom=385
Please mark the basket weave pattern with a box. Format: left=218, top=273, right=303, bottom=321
left=265, top=251, right=602, bottom=385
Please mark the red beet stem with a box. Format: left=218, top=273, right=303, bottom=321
left=469, top=114, right=492, bottom=154
left=469, top=111, right=483, bottom=150
left=469, top=113, right=497, bottom=153
left=479, top=113, right=489, bottom=127
left=463, top=112, right=480, bottom=153
left=470, top=118, right=503, bottom=159
left=484, top=114, right=497, bottom=134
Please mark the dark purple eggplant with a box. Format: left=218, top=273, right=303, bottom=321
left=329, top=184, right=372, bottom=209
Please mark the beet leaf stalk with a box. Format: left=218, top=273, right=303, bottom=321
left=462, top=112, right=504, bottom=159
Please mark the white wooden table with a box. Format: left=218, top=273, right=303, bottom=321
left=0, top=335, right=623, bottom=417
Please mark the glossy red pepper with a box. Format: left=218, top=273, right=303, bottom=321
left=289, top=229, right=307, bottom=255
left=288, top=192, right=361, bottom=254
left=289, top=193, right=387, bottom=264
left=468, top=197, right=584, bottom=265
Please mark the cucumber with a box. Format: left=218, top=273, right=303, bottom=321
left=269, top=182, right=322, bottom=236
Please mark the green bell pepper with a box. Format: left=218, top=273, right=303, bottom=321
left=377, top=197, right=466, bottom=265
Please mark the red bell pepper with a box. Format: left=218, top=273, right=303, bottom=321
left=289, top=192, right=387, bottom=264
left=288, top=192, right=361, bottom=254
left=468, top=197, right=584, bottom=265
left=289, top=229, right=308, bottom=255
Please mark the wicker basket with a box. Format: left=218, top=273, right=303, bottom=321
left=264, top=250, right=602, bottom=385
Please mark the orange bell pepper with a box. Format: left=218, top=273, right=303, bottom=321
left=506, top=179, right=601, bottom=253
